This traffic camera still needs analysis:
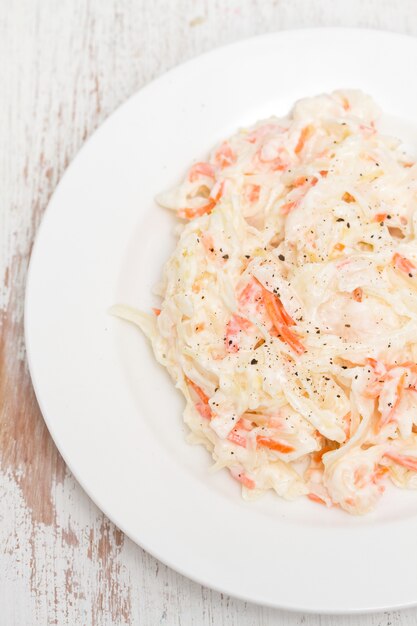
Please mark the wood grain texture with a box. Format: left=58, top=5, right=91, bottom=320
left=1, top=1, right=417, bottom=624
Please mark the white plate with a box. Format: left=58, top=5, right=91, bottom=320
left=25, top=29, right=417, bottom=614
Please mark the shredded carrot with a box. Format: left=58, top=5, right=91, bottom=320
left=152, top=308, right=161, bottom=316
left=343, top=411, right=351, bottom=438
left=365, top=381, right=384, bottom=400
left=231, top=467, right=255, bottom=489
left=319, top=170, right=328, bottom=177
left=225, top=314, right=253, bottom=353
left=292, top=175, right=318, bottom=188
left=365, top=357, right=385, bottom=376
left=178, top=198, right=216, bottom=220
left=195, top=403, right=212, bottom=420
left=185, top=377, right=212, bottom=419
left=257, top=280, right=305, bottom=355
left=307, top=493, right=326, bottom=505
left=334, top=243, right=345, bottom=252
left=281, top=200, right=297, bottom=215
left=366, top=357, right=378, bottom=368
left=312, top=445, right=334, bottom=464
left=239, top=279, right=263, bottom=305
left=372, top=466, right=389, bottom=483
left=237, top=417, right=253, bottom=431
left=215, top=142, right=236, bottom=168
left=282, top=176, right=318, bottom=214
left=295, top=125, right=313, bottom=155
left=342, top=191, right=355, bottom=203
left=385, top=452, right=417, bottom=472
left=260, top=283, right=294, bottom=325
left=179, top=182, right=223, bottom=220
left=352, top=287, right=363, bottom=302
left=227, top=419, right=252, bottom=447
left=228, top=429, right=247, bottom=447
left=246, top=183, right=260, bottom=203
left=385, top=373, right=406, bottom=424
left=374, top=213, right=387, bottom=222
left=186, top=377, right=209, bottom=404
left=396, top=361, right=417, bottom=374
left=342, top=97, right=350, bottom=111
left=393, top=252, right=416, bottom=274
left=201, top=232, right=215, bottom=256
left=188, top=162, right=215, bottom=182
left=271, top=157, right=288, bottom=172
left=354, top=466, right=367, bottom=487
left=292, top=176, right=309, bottom=188
left=256, top=436, right=294, bottom=453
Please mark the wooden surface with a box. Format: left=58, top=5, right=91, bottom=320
left=2, top=1, right=417, bottom=624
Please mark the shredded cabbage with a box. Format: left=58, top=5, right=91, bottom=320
left=118, top=90, right=417, bottom=514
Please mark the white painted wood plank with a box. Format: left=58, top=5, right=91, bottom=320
left=1, top=0, right=417, bottom=624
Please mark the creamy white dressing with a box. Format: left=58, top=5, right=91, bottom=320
left=116, top=90, right=417, bottom=514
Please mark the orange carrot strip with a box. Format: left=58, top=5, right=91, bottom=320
left=295, top=125, right=313, bottom=155
left=179, top=182, right=224, bottom=220
left=246, top=183, right=260, bottom=203
left=374, top=213, right=387, bottom=222
left=178, top=198, right=216, bottom=220
left=282, top=176, right=318, bottom=214
left=343, top=411, right=351, bottom=438
left=384, top=373, right=406, bottom=425
left=291, top=175, right=318, bottom=188
left=188, top=162, right=215, bottom=182
left=195, top=403, right=212, bottom=420
left=352, top=287, right=363, bottom=302
left=261, top=284, right=294, bottom=326
left=186, top=377, right=209, bottom=404
left=396, top=361, right=417, bottom=374
left=231, top=467, right=255, bottom=489
left=312, top=445, right=334, bottom=464
left=281, top=200, right=297, bottom=215
left=372, top=466, right=389, bottom=483
left=152, top=308, right=161, bottom=316
left=256, top=436, right=294, bottom=453
left=215, top=142, right=236, bottom=168
left=271, top=158, right=288, bottom=172
left=385, top=452, right=417, bottom=472
left=225, top=314, right=253, bottom=353
left=342, top=191, right=355, bottom=203
left=227, top=419, right=251, bottom=447
left=292, top=176, right=308, bottom=188
left=365, top=357, right=386, bottom=377
left=261, top=285, right=305, bottom=355
left=393, top=252, right=416, bottom=274
left=277, top=326, right=305, bottom=356
left=228, top=429, right=247, bottom=448
left=307, top=493, right=326, bottom=505
left=185, top=377, right=212, bottom=419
